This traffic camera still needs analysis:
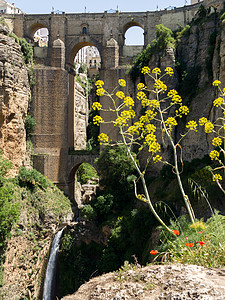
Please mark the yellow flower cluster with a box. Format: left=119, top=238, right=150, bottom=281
left=212, top=80, right=221, bottom=86
left=114, top=116, right=128, bottom=126
left=152, top=68, right=161, bottom=75
left=167, top=89, right=178, bottom=97
left=96, top=88, right=105, bottom=96
left=93, top=115, right=104, bottom=126
left=95, top=80, right=104, bottom=88
left=118, top=79, right=126, bottom=87
left=128, top=121, right=143, bottom=135
left=165, top=67, right=174, bottom=76
left=199, top=118, right=214, bottom=133
left=209, top=150, right=220, bottom=160
left=140, top=110, right=157, bottom=123
left=137, top=91, right=147, bottom=100
left=141, top=66, right=150, bottom=74
left=171, top=94, right=182, bottom=105
left=140, top=98, right=159, bottom=108
left=178, top=105, right=189, bottom=115
left=199, top=117, right=208, bottom=126
left=116, top=91, right=125, bottom=99
left=153, top=155, right=162, bottom=163
left=165, top=117, right=178, bottom=128
left=115, top=110, right=135, bottom=127
left=212, top=137, right=222, bottom=147
left=148, top=99, right=160, bottom=109
left=186, top=120, right=198, bottom=132
left=137, top=83, right=146, bottom=90
left=121, top=109, right=136, bottom=120
left=124, top=97, right=134, bottom=108
left=98, top=133, right=109, bottom=144
left=204, top=121, right=214, bottom=133
left=213, top=173, right=223, bottom=181
left=92, top=102, right=102, bottom=110
left=148, top=141, right=161, bottom=153
left=145, top=133, right=157, bottom=144
left=145, top=124, right=156, bottom=133
left=154, top=80, right=167, bottom=92
left=213, top=97, right=224, bottom=107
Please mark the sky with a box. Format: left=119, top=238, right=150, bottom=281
left=13, top=0, right=191, bottom=14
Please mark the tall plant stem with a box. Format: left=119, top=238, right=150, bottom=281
left=109, top=95, right=173, bottom=232
left=158, top=106, right=195, bottom=223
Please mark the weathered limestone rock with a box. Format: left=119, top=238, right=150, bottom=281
left=74, top=80, right=88, bottom=150
left=62, top=264, right=225, bottom=300
left=0, top=25, right=30, bottom=175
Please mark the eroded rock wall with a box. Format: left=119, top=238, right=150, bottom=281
left=0, top=25, right=30, bottom=175
left=74, top=80, right=88, bottom=150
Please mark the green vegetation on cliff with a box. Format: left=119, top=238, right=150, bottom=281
left=130, top=24, right=175, bottom=82
left=0, top=154, right=72, bottom=296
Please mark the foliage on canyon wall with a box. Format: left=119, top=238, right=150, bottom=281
left=130, top=24, right=175, bottom=82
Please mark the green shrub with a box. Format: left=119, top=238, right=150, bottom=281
left=17, top=167, right=50, bottom=190
left=25, top=115, right=37, bottom=138
left=0, top=153, right=13, bottom=185
left=176, top=25, right=191, bottom=41
left=76, top=163, right=98, bottom=185
left=81, top=204, right=96, bottom=220
left=94, top=194, right=113, bottom=215
left=0, top=187, right=20, bottom=247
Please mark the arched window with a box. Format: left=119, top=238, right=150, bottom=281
left=125, top=26, right=144, bottom=46
left=82, top=27, right=87, bottom=34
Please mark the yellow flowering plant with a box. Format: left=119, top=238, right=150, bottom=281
left=202, top=80, right=225, bottom=194
left=93, top=67, right=198, bottom=231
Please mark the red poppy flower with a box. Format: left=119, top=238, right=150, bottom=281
left=150, top=250, right=158, bottom=255
left=186, top=243, right=194, bottom=247
left=196, top=241, right=205, bottom=246
left=198, top=230, right=203, bottom=234
left=172, top=230, right=180, bottom=236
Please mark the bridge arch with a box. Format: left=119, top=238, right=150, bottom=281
left=27, top=22, right=49, bottom=41
left=68, top=156, right=98, bottom=202
left=122, top=21, right=145, bottom=46
left=123, top=21, right=144, bottom=35
left=68, top=40, right=103, bottom=66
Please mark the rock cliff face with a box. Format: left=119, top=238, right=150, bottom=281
left=0, top=25, right=30, bottom=175
left=74, top=80, right=88, bottom=150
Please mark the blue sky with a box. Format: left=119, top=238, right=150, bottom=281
left=13, top=0, right=190, bottom=14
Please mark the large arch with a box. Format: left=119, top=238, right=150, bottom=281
left=27, top=22, right=49, bottom=40
left=67, top=41, right=102, bottom=152
left=67, top=157, right=98, bottom=202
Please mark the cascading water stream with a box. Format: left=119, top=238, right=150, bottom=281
left=42, top=227, right=64, bottom=300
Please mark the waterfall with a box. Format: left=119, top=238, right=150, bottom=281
left=43, top=227, right=64, bottom=300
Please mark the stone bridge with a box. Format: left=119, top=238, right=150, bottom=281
left=5, top=2, right=206, bottom=200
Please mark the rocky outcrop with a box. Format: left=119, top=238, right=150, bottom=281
left=74, top=79, right=88, bottom=150
left=62, top=264, right=225, bottom=300
left=0, top=24, right=30, bottom=175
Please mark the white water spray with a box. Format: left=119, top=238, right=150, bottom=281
left=43, top=228, right=64, bottom=300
